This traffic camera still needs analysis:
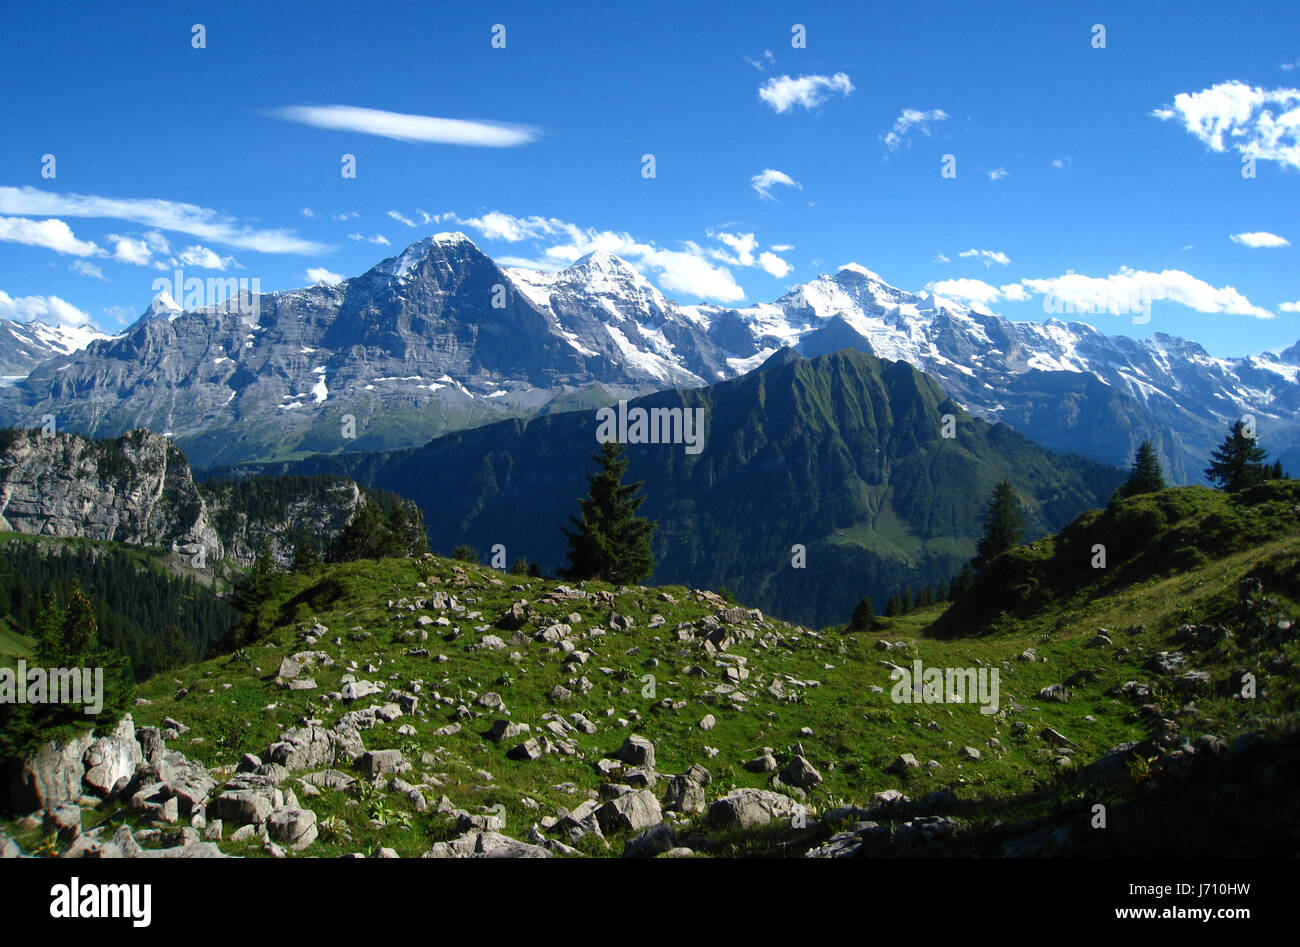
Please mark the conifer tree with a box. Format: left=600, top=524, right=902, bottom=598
left=1115, top=440, right=1166, bottom=500
left=974, top=479, right=1024, bottom=569
left=848, top=595, right=875, bottom=631
left=1205, top=421, right=1269, bottom=492
left=561, top=441, right=656, bottom=585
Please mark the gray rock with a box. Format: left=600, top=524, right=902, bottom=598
left=705, top=788, right=798, bottom=829
left=624, top=822, right=677, bottom=857
left=886, top=752, right=920, bottom=775
left=6, top=730, right=94, bottom=812
left=596, top=789, right=662, bottom=834
left=82, top=715, right=143, bottom=800
left=359, top=749, right=409, bottom=775
left=781, top=754, right=823, bottom=790
left=613, top=734, right=655, bottom=768
left=267, top=808, right=318, bottom=851
left=44, top=804, right=82, bottom=843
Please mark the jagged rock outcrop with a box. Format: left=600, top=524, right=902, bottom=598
left=0, top=427, right=369, bottom=568
left=0, top=428, right=216, bottom=555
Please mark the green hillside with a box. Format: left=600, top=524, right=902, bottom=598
left=5, top=479, right=1292, bottom=858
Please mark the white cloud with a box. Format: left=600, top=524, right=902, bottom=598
left=270, top=105, right=540, bottom=147
left=1278, top=300, right=1300, bottom=311
left=1284, top=62, right=1300, bottom=72
left=711, top=231, right=758, bottom=266
left=179, top=245, right=236, bottom=269
left=301, top=208, right=316, bottom=218
left=462, top=211, right=556, bottom=243
left=1231, top=231, right=1289, bottom=248
left=388, top=210, right=417, bottom=228
left=348, top=233, right=390, bottom=245
left=109, top=235, right=152, bottom=265
left=332, top=211, right=359, bottom=221
left=987, top=167, right=1009, bottom=181
left=745, top=50, right=775, bottom=71
left=143, top=231, right=171, bottom=254
left=450, top=211, right=747, bottom=302
left=932, top=253, right=950, bottom=263
left=1020, top=268, right=1274, bottom=319
left=758, top=73, right=854, bottom=113
left=881, top=108, right=948, bottom=150
left=769, top=244, right=794, bottom=252
left=1052, top=157, right=1071, bottom=169
left=959, top=248, right=1011, bottom=267
left=0, top=216, right=102, bottom=256
left=306, top=267, right=344, bottom=285
left=0, top=290, right=92, bottom=327
left=0, top=186, right=327, bottom=254
left=924, top=278, right=1009, bottom=307
left=750, top=168, right=802, bottom=201
left=1152, top=80, right=1300, bottom=170
left=70, top=261, right=106, bottom=280
left=758, top=251, right=791, bottom=278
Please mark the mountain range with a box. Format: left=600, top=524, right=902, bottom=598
left=237, top=347, right=1125, bottom=628
left=0, top=233, right=1296, bottom=477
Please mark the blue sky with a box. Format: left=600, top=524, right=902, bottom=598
left=0, top=0, right=1297, bottom=357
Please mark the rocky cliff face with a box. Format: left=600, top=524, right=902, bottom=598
left=0, top=428, right=366, bottom=568
left=0, top=428, right=217, bottom=558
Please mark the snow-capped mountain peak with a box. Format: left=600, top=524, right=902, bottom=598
left=143, top=288, right=183, bottom=320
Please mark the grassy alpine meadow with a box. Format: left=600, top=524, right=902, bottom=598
left=7, top=481, right=1288, bottom=858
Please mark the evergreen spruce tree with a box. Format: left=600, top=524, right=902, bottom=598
left=848, top=595, right=875, bottom=631
left=386, top=504, right=429, bottom=558
left=1115, top=440, right=1166, bottom=500
left=917, top=585, right=934, bottom=608
left=1205, top=421, right=1269, bottom=492
left=560, top=441, right=656, bottom=585
left=974, top=479, right=1024, bottom=569
left=291, top=526, right=321, bottom=573
left=949, top=563, right=975, bottom=600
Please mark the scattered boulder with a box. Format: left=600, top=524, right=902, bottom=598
left=596, top=789, right=662, bottom=834
left=706, top=788, right=798, bottom=829
left=267, top=808, right=318, bottom=851
left=613, top=734, right=655, bottom=768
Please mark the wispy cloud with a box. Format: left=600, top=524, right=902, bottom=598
left=750, top=168, right=802, bottom=201
left=1152, top=80, right=1300, bottom=170
left=348, top=233, right=390, bottom=246
left=745, top=50, right=775, bottom=71
left=270, top=105, right=540, bottom=147
left=70, top=260, right=106, bottom=280
left=388, top=210, right=417, bottom=228
left=987, top=167, right=1009, bottom=181
left=758, top=73, right=854, bottom=113
left=927, top=267, right=1274, bottom=319
left=178, top=245, right=237, bottom=269
left=959, top=248, right=1011, bottom=267
left=880, top=108, right=948, bottom=150
left=0, top=186, right=327, bottom=254
left=1231, top=231, right=1289, bottom=248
